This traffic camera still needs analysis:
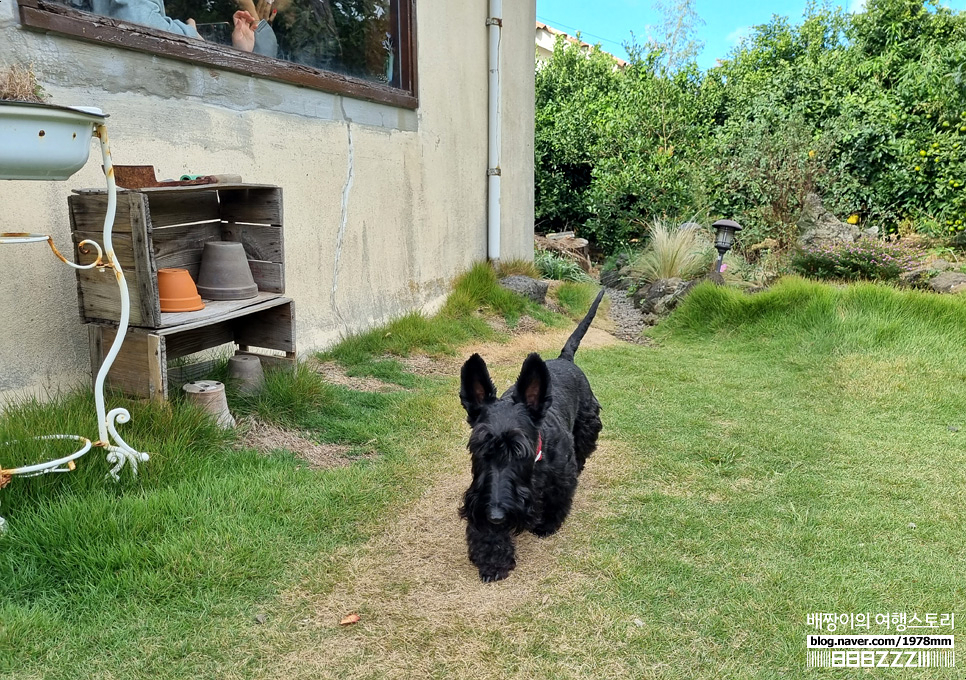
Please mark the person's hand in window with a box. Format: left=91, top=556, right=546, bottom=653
left=231, top=10, right=258, bottom=52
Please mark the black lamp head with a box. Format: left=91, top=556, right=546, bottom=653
left=712, top=219, right=742, bottom=252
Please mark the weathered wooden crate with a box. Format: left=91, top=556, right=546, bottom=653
left=68, top=184, right=284, bottom=328
left=89, top=297, right=296, bottom=400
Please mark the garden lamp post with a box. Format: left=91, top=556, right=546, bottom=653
left=712, top=219, right=742, bottom=274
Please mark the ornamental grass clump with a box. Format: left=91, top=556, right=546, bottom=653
left=791, top=239, right=924, bottom=282
left=630, top=218, right=716, bottom=283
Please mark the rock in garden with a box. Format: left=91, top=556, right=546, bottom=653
left=797, top=193, right=863, bottom=248
left=928, top=272, right=966, bottom=294
left=633, top=277, right=696, bottom=315
left=901, top=259, right=953, bottom=287
left=498, top=275, right=548, bottom=303
left=600, top=253, right=632, bottom=290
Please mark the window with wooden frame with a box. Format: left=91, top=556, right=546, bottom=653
left=18, top=0, right=417, bottom=109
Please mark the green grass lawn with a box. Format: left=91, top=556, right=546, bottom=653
left=2, top=275, right=965, bottom=678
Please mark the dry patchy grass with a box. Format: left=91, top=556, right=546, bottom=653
left=310, top=360, right=402, bottom=393
left=238, top=417, right=373, bottom=469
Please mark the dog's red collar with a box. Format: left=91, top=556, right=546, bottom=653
left=535, top=434, right=543, bottom=462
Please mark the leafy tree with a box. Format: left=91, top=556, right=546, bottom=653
left=534, top=0, right=966, bottom=254
left=534, top=35, right=622, bottom=234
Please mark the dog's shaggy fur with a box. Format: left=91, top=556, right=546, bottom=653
left=458, top=290, right=605, bottom=582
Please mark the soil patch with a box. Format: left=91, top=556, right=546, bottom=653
left=310, top=360, right=401, bottom=393
left=238, top=417, right=372, bottom=469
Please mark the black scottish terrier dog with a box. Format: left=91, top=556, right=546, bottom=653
left=458, top=289, right=605, bottom=582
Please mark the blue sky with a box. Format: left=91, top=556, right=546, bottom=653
left=537, top=0, right=966, bottom=70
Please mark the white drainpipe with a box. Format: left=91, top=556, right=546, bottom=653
left=487, top=0, right=502, bottom=262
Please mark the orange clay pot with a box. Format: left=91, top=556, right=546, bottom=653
left=157, top=268, right=205, bottom=312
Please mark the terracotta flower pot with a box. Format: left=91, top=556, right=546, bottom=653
left=157, top=268, right=204, bottom=312
left=196, top=241, right=258, bottom=300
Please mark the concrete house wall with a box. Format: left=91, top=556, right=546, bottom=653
left=0, top=0, right=536, bottom=401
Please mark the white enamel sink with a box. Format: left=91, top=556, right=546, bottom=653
left=0, top=102, right=107, bottom=180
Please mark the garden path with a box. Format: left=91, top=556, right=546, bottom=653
left=263, top=325, right=630, bottom=679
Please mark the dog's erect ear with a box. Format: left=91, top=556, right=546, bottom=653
left=460, top=353, right=496, bottom=424
left=513, top=352, right=551, bottom=421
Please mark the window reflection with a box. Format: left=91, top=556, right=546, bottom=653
left=64, top=0, right=399, bottom=86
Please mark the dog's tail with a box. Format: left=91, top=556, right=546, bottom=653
left=559, top=288, right=606, bottom=362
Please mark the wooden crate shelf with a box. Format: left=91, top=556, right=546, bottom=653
left=70, top=182, right=296, bottom=400
left=68, top=183, right=284, bottom=328
left=89, top=296, right=296, bottom=400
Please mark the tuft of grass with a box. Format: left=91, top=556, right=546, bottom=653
left=228, top=362, right=332, bottom=428
left=0, top=64, right=47, bottom=103
left=553, top=281, right=608, bottom=320
left=340, top=357, right=418, bottom=388
left=534, top=248, right=594, bottom=283
left=495, top=258, right=541, bottom=279
left=322, top=311, right=494, bottom=368
left=630, top=218, right=715, bottom=283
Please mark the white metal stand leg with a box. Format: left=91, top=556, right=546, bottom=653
left=0, top=121, right=149, bottom=531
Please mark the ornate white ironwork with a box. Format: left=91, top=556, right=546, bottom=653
left=0, top=118, right=149, bottom=531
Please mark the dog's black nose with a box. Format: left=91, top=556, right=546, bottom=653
left=487, top=508, right=505, bottom=525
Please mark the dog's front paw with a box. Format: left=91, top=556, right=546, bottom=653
left=532, top=524, right=559, bottom=538
left=480, top=567, right=511, bottom=583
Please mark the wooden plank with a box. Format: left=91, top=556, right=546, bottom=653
left=155, top=247, right=205, bottom=275
left=68, top=193, right=133, bottom=233
left=221, top=224, right=283, bottom=262
left=151, top=333, right=166, bottom=397
left=77, top=268, right=147, bottom=326
left=144, top=191, right=220, bottom=228
left=89, top=325, right=164, bottom=400
left=139, top=183, right=278, bottom=193
left=128, top=193, right=162, bottom=327
left=156, top=293, right=290, bottom=332
left=72, top=230, right=136, bottom=269
left=163, top=323, right=235, bottom=360
left=88, top=325, right=103, bottom=387
left=152, top=222, right=221, bottom=276
left=70, top=197, right=89, bottom=322
left=73, top=184, right=278, bottom=195
left=248, top=260, right=284, bottom=294
left=152, top=223, right=222, bottom=260
left=219, top=187, right=283, bottom=225
left=235, top=301, right=295, bottom=352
